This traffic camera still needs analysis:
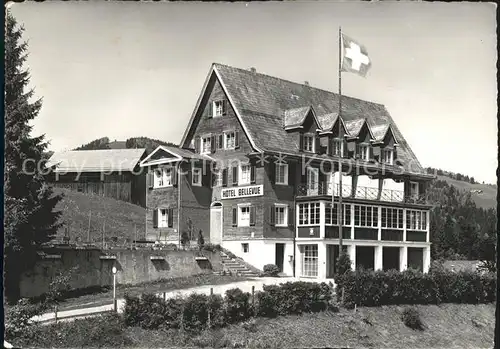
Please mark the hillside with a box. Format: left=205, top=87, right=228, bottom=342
left=53, top=188, right=146, bottom=246
left=73, top=136, right=177, bottom=153
left=435, top=175, right=497, bottom=209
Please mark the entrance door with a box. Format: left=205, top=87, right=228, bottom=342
left=210, top=203, right=223, bottom=245
left=275, top=243, right=285, bottom=272
left=307, top=167, right=319, bottom=196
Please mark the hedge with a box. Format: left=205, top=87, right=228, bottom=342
left=335, top=268, right=496, bottom=308
left=123, top=281, right=335, bottom=332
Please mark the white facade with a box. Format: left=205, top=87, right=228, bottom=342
left=222, top=239, right=295, bottom=276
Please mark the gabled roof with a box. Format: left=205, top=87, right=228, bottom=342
left=139, top=145, right=213, bottom=167
left=284, top=106, right=311, bottom=128
left=182, top=63, right=426, bottom=175
left=370, top=124, right=399, bottom=144
left=46, top=148, right=146, bottom=173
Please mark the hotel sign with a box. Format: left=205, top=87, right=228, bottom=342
left=221, top=185, right=264, bottom=199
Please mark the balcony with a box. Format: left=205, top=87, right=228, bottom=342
left=296, top=182, right=428, bottom=205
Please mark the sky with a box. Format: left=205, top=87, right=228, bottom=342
left=9, top=1, right=498, bottom=184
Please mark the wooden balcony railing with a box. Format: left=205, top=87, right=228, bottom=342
left=296, top=182, right=429, bottom=205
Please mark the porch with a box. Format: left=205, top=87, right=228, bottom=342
left=295, top=241, right=431, bottom=279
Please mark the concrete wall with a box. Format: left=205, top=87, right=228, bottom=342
left=19, top=247, right=223, bottom=298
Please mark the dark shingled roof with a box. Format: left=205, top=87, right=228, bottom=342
left=214, top=63, right=425, bottom=175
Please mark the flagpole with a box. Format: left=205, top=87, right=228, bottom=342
left=337, top=26, right=344, bottom=256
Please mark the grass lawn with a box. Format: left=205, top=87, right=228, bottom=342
left=13, top=303, right=495, bottom=348
left=55, top=274, right=253, bottom=311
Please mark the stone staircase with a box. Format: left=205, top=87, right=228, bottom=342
left=215, top=251, right=260, bottom=277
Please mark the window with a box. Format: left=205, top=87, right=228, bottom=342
left=381, top=207, right=403, bottom=229
left=301, top=245, right=318, bottom=277
left=383, top=148, right=394, bottom=165
left=353, top=204, right=378, bottom=227
left=275, top=163, right=288, bottom=185
left=159, top=208, right=168, bottom=228
left=275, top=205, right=288, bottom=227
left=298, top=202, right=321, bottom=226
left=406, top=210, right=427, bottom=231
left=239, top=206, right=250, bottom=227
left=242, top=243, right=249, bottom=253
left=303, top=134, right=315, bottom=152
left=333, top=138, right=344, bottom=156
left=410, top=182, right=419, bottom=198
left=358, top=144, right=370, bottom=160
left=154, top=168, right=172, bottom=188
left=224, top=131, right=235, bottom=149
left=212, top=169, right=222, bottom=187
left=201, top=136, right=211, bottom=154
left=326, top=203, right=352, bottom=226
left=240, top=165, right=251, bottom=185
left=213, top=100, right=227, bottom=117
left=192, top=168, right=202, bottom=186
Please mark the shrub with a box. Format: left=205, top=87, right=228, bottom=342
left=202, top=243, right=221, bottom=253
left=262, top=264, right=280, bottom=277
left=207, top=294, right=226, bottom=329
left=256, top=282, right=333, bottom=317
left=4, top=299, right=49, bottom=339
left=224, top=288, right=252, bottom=324
left=13, top=313, right=130, bottom=348
left=401, top=307, right=425, bottom=331
left=163, top=296, right=185, bottom=329
left=123, top=293, right=184, bottom=330
left=336, top=267, right=496, bottom=308
left=335, top=251, right=352, bottom=277
left=182, top=293, right=209, bottom=332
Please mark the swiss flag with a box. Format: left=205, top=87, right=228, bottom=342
left=341, top=34, right=371, bottom=78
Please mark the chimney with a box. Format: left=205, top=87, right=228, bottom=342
left=304, top=81, right=310, bottom=86
left=250, top=67, right=256, bottom=73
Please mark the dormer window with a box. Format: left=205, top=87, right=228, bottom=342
left=357, top=144, right=370, bottom=161
left=332, top=138, right=344, bottom=157
left=213, top=100, right=227, bottom=117
left=303, top=134, right=315, bottom=152
left=383, top=148, right=394, bottom=165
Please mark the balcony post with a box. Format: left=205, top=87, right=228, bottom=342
left=377, top=206, right=382, bottom=241
left=296, top=203, right=300, bottom=239
left=319, top=201, right=325, bottom=238
left=426, top=210, right=430, bottom=243
left=402, top=208, right=407, bottom=242
left=399, top=246, right=408, bottom=272
left=350, top=203, right=354, bottom=239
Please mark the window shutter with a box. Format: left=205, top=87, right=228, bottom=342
left=218, top=134, right=224, bottom=149
left=232, top=207, right=237, bottom=227
left=369, top=146, right=374, bottom=160
left=202, top=167, right=210, bottom=187
left=269, top=162, right=276, bottom=184
left=167, top=208, right=173, bottom=228
left=326, top=137, right=332, bottom=156
left=269, top=206, right=275, bottom=226
left=355, top=144, right=360, bottom=158
left=315, top=136, right=321, bottom=154
left=299, top=133, right=304, bottom=151
left=343, top=140, right=348, bottom=158
left=147, top=172, right=154, bottom=189
left=153, top=209, right=158, bottom=228
left=288, top=163, right=295, bottom=186
left=211, top=135, right=216, bottom=153
left=288, top=206, right=294, bottom=227
left=235, top=131, right=240, bottom=149
left=250, top=165, right=256, bottom=184
left=222, top=100, right=228, bottom=116
left=207, top=102, right=213, bottom=118
left=393, top=147, right=398, bottom=163
left=211, top=170, right=217, bottom=188
left=171, top=166, right=178, bottom=186
left=222, top=168, right=228, bottom=187
left=250, top=206, right=256, bottom=226
left=232, top=166, right=238, bottom=186
left=194, top=136, right=201, bottom=153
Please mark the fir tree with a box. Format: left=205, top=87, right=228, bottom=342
left=4, top=13, right=63, bottom=303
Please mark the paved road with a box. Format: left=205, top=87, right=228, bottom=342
left=31, top=277, right=333, bottom=324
